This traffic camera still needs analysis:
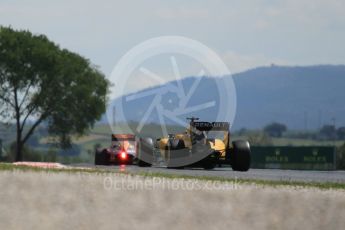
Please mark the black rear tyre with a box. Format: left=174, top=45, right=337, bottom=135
left=95, top=149, right=108, bottom=165
left=231, top=140, right=251, bottom=171
left=137, top=159, right=151, bottom=167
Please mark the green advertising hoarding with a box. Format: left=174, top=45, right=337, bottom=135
left=251, top=146, right=336, bottom=170
left=0, top=139, right=2, bottom=160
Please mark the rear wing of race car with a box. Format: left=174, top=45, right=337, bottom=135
left=193, top=122, right=230, bottom=131
left=111, top=134, right=136, bottom=141
left=111, top=134, right=137, bottom=152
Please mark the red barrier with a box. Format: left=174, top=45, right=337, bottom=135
left=13, top=162, right=66, bottom=169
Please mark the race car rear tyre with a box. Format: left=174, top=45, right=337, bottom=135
left=95, top=150, right=108, bottom=165
left=138, top=138, right=154, bottom=167
left=137, top=159, right=151, bottom=167
left=231, top=140, right=251, bottom=171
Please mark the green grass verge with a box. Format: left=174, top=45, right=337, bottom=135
left=1, top=163, right=345, bottom=190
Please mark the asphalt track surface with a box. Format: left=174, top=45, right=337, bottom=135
left=71, top=164, right=345, bottom=183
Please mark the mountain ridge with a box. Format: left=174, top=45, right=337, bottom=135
left=102, top=64, right=345, bottom=130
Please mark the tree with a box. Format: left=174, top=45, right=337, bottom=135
left=247, top=132, right=272, bottom=146
left=319, top=125, right=336, bottom=140
left=0, top=27, right=109, bottom=161
left=337, top=127, right=345, bottom=140
left=264, top=122, right=287, bottom=137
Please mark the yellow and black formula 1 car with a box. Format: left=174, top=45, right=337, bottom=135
left=156, top=117, right=251, bottom=171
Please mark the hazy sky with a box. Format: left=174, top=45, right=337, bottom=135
left=1, top=0, right=344, bottom=91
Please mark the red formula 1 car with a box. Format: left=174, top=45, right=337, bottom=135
left=94, top=134, right=154, bottom=166
left=95, top=134, right=136, bottom=165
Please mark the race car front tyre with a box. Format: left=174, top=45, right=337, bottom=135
left=202, top=160, right=216, bottom=170
left=201, top=152, right=219, bottom=170
left=137, top=138, right=154, bottom=167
